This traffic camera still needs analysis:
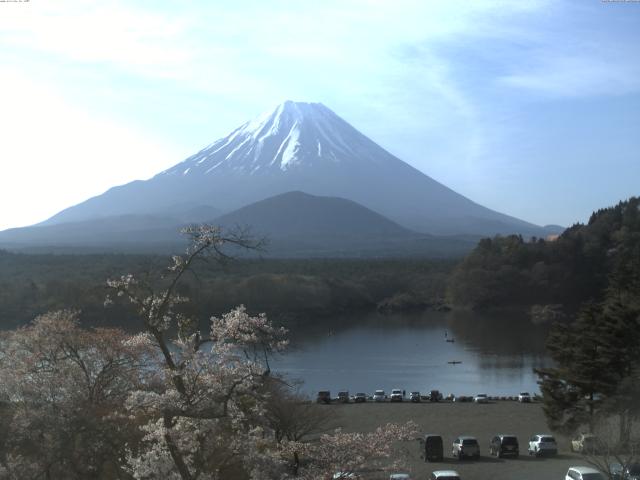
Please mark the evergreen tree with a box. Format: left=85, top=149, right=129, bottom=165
left=536, top=299, right=640, bottom=441
left=536, top=304, right=611, bottom=433
left=598, top=299, right=640, bottom=443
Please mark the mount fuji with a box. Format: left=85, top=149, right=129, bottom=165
left=2, top=101, right=559, bottom=253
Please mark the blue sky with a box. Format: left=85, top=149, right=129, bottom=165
left=1, top=0, right=638, bottom=230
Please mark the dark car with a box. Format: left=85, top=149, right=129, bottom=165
left=623, top=463, right=640, bottom=480
left=410, top=391, right=421, bottom=403
left=430, top=390, right=441, bottom=402
left=317, top=391, right=331, bottom=404
left=338, top=391, right=350, bottom=403
left=453, top=395, right=472, bottom=402
left=489, top=435, right=519, bottom=458
left=424, top=434, right=444, bottom=462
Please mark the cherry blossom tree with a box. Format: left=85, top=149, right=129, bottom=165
left=282, top=421, right=419, bottom=479
left=0, top=310, right=152, bottom=479
left=106, top=225, right=420, bottom=480
left=106, top=225, right=290, bottom=479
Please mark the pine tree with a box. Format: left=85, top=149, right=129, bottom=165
left=536, top=299, right=640, bottom=441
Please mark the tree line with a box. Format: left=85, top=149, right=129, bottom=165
left=447, top=197, right=640, bottom=317
left=0, top=251, right=453, bottom=331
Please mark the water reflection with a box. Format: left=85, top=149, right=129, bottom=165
left=446, top=309, right=548, bottom=354
left=271, top=310, right=551, bottom=396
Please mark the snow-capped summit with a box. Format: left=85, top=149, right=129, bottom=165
left=39, top=101, right=550, bottom=237
left=161, top=101, right=389, bottom=176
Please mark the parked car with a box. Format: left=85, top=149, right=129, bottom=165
left=622, top=463, right=640, bottom=480
left=518, top=392, right=532, bottom=403
left=373, top=390, right=386, bottom=402
left=389, top=474, right=411, bottom=479
left=317, top=391, right=331, bottom=404
left=390, top=389, right=403, bottom=402
left=430, top=471, right=461, bottom=480
left=489, top=434, right=519, bottom=458
left=565, top=466, right=605, bottom=480
left=353, top=392, right=367, bottom=403
left=338, top=391, right=350, bottom=403
left=453, top=395, right=472, bottom=402
left=332, top=472, right=359, bottom=479
left=606, top=461, right=640, bottom=480
left=528, top=434, right=558, bottom=456
left=452, top=436, right=480, bottom=460
left=473, top=394, right=488, bottom=403
left=424, top=434, right=444, bottom=462
left=608, top=462, right=623, bottom=480
left=571, top=433, right=601, bottom=454
left=430, top=390, right=442, bottom=402
left=410, top=391, right=421, bottom=402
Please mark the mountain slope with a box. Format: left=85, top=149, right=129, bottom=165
left=212, top=191, right=476, bottom=258
left=41, top=101, right=551, bottom=236
left=215, top=191, right=411, bottom=237
left=0, top=215, right=186, bottom=252
left=0, top=205, right=221, bottom=252
left=0, top=191, right=477, bottom=257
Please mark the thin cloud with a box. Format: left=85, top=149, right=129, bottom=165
left=499, top=53, right=640, bottom=98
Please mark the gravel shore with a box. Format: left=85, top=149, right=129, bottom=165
left=322, top=400, right=593, bottom=480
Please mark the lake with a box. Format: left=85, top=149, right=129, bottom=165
left=271, top=309, right=552, bottom=397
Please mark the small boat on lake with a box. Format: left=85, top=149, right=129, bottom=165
left=447, top=360, right=462, bottom=365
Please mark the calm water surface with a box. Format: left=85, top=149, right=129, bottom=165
left=271, top=310, right=551, bottom=397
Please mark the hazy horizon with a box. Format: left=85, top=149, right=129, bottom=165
left=1, top=1, right=639, bottom=231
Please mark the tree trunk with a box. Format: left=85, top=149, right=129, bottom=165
left=293, top=451, right=300, bottom=477
left=588, top=393, right=594, bottom=433
left=619, top=410, right=631, bottom=445
left=163, top=413, right=193, bottom=480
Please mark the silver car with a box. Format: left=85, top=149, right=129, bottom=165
left=390, top=389, right=403, bottom=402
left=452, top=436, right=480, bottom=460
left=473, top=394, right=488, bottom=403
left=373, top=389, right=386, bottom=402
left=528, top=434, right=558, bottom=456
left=430, top=471, right=461, bottom=480
left=564, top=466, right=604, bottom=480
left=518, top=392, right=532, bottom=403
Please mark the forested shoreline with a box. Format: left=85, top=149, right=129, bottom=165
left=447, top=197, right=640, bottom=322
left=0, top=252, right=454, bottom=331
left=2, top=197, right=638, bottom=332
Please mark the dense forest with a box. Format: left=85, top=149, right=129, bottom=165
left=447, top=197, right=640, bottom=318
left=2, top=197, right=638, bottom=331
left=0, top=252, right=454, bottom=330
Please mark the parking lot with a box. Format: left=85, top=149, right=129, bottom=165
left=323, top=400, right=592, bottom=479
